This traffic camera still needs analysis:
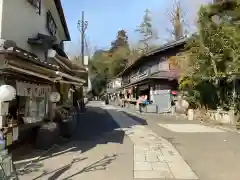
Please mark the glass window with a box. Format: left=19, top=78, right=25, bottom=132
left=24, top=96, right=47, bottom=122
left=18, top=96, right=27, bottom=116
left=151, top=64, right=159, bottom=73
left=28, top=0, right=41, bottom=14
left=159, top=60, right=169, bottom=70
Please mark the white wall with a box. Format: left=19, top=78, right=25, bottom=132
left=114, top=79, right=122, bottom=88
left=0, top=0, right=3, bottom=37
left=109, top=78, right=122, bottom=89
left=0, top=0, right=67, bottom=61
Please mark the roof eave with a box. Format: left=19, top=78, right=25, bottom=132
left=54, top=0, right=71, bottom=41
left=119, top=38, right=188, bottom=76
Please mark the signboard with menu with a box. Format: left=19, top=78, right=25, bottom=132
left=16, top=81, right=51, bottom=97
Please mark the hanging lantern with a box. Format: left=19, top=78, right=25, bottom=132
left=49, top=92, right=61, bottom=103
left=0, top=85, right=16, bottom=101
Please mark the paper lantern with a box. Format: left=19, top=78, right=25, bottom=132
left=0, top=85, right=16, bottom=101
left=49, top=92, right=61, bottom=102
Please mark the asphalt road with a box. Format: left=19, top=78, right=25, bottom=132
left=73, top=106, right=120, bottom=141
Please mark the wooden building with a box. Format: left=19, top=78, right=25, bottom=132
left=0, top=0, right=87, bottom=149
left=0, top=44, right=87, bottom=148
left=118, top=38, right=187, bottom=113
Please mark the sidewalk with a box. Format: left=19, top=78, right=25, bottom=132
left=121, top=107, right=240, bottom=180
left=14, top=105, right=133, bottom=180
left=120, top=106, right=240, bottom=134
left=101, top=104, right=198, bottom=179
left=13, top=102, right=240, bottom=180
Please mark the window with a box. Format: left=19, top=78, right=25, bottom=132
left=157, top=57, right=169, bottom=71
left=25, top=96, right=47, bottom=122
left=28, top=0, right=41, bottom=15
left=168, top=56, right=178, bottom=70
left=159, top=60, right=169, bottom=70
left=46, top=11, right=57, bottom=36
left=151, top=64, right=159, bottom=73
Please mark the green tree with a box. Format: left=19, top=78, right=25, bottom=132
left=89, top=30, right=131, bottom=96
left=135, top=9, right=157, bottom=51
left=108, top=30, right=130, bottom=76
left=88, top=49, right=109, bottom=96
left=177, top=0, right=240, bottom=109
left=185, top=1, right=240, bottom=80
left=110, top=30, right=129, bottom=52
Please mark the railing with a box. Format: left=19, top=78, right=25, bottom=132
left=151, top=69, right=179, bottom=79
left=128, top=68, right=179, bottom=83
left=122, top=62, right=180, bottom=86
left=139, top=69, right=148, bottom=79
left=122, top=79, right=130, bottom=86
left=130, top=74, right=138, bottom=82
left=130, top=69, right=149, bottom=83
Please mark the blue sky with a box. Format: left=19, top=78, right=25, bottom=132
left=62, top=0, right=211, bottom=56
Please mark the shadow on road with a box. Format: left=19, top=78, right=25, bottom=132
left=29, top=154, right=119, bottom=180
left=119, top=109, right=181, bottom=146
left=12, top=106, right=124, bottom=177
left=121, top=111, right=148, bottom=126
left=61, top=154, right=119, bottom=180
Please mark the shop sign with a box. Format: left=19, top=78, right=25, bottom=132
left=16, top=81, right=51, bottom=97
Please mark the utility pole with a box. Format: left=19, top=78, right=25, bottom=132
left=77, top=11, right=88, bottom=65
left=77, top=11, right=88, bottom=112
left=81, top=11, right=85, bottom=65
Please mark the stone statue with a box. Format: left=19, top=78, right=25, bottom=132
left=175, top=95, right=189, bottom=114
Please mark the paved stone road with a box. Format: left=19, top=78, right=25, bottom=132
left=102, top=104, right=198, bottom=179
left=158, top=124, right=225, bottom=133
left=14, top=101, right=240, bottom=180
left=122, top=108, right=240, bottom=180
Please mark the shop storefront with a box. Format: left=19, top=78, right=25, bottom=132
left=15, top=81, right=51, bottom=124
left=0, top=45, right=87, bottom=149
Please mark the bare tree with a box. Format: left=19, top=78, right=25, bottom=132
left=166, top=0, right=188, bottom=40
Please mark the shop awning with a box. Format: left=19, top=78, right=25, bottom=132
left=0, top=43, right=86, bottom=86
left=58, top=80, right=82, bottom=86
left=48, top=49, right=87, bottom=73
left=5, top=63, right=86, bottom=85
left=48, top=49, right=88, bottom=86
left=4, top=64, right=54, bottom=82
left=55, top=71, right=85, bottom=84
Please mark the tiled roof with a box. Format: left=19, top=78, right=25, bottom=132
left=0, top=46, right=59, bottom=70
left=118, top=38, right=188, bottom=76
